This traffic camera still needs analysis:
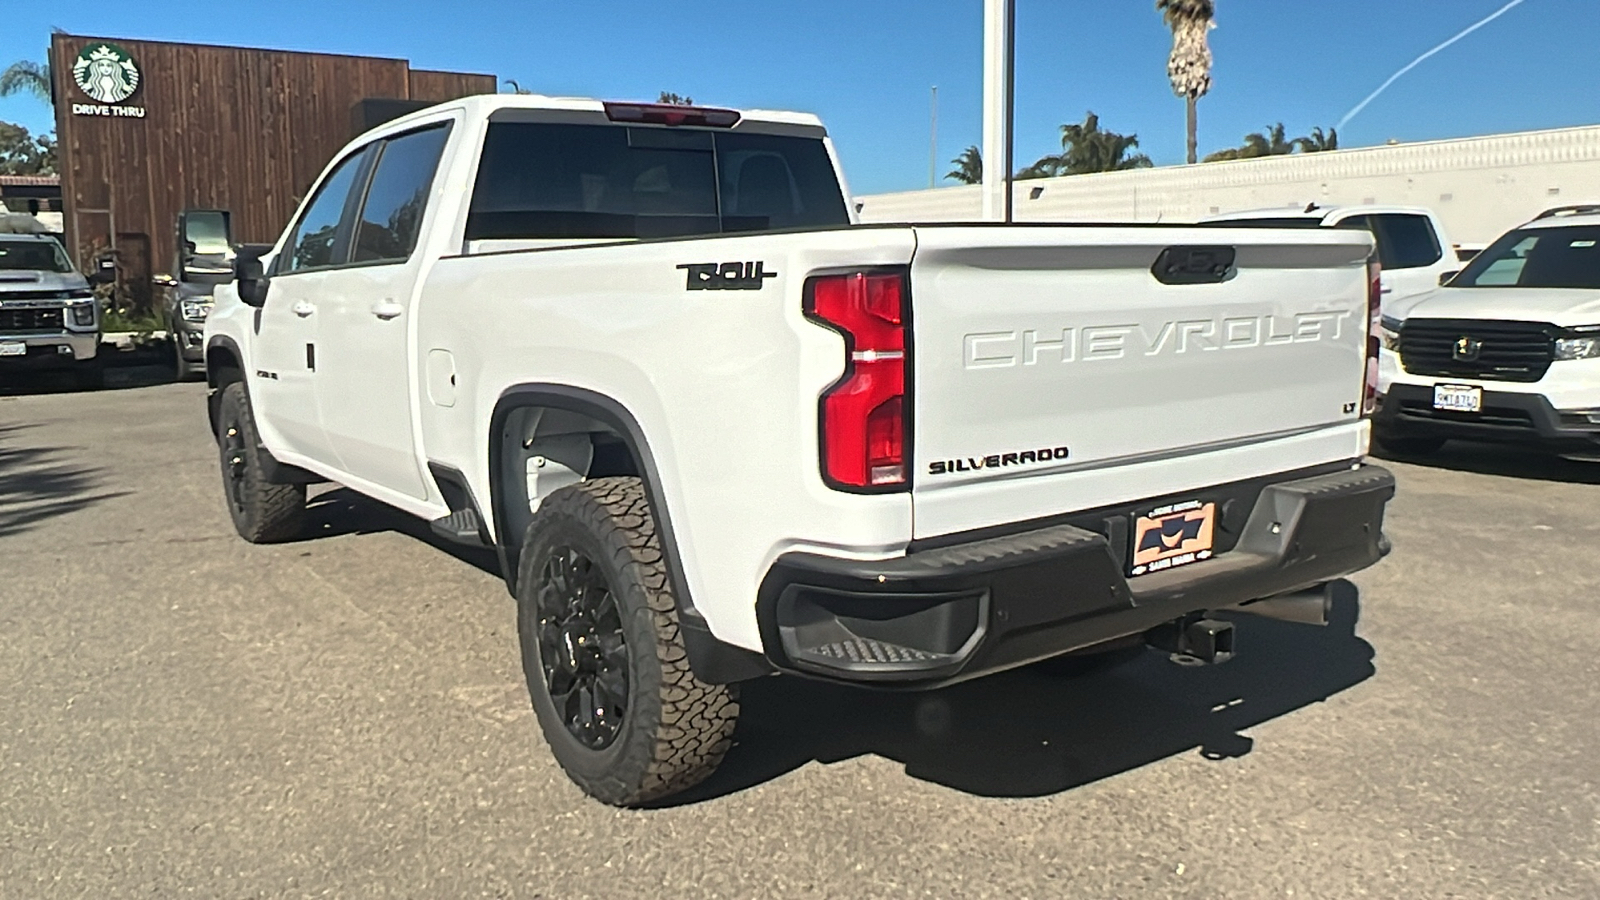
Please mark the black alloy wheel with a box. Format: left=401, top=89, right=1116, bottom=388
left=535, top=545, right=631, bottom=750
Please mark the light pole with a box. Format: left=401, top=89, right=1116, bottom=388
left=981, top=0, right=1015, bottom=223
left=929, top=85, right=939, bottom=189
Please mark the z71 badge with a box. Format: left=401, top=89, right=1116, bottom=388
left=678, top=261, right=778, bottom=291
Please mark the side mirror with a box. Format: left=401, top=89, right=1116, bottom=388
left=87, top=261, right=116, bottom=286
left=1439, top=270, right=1460, bottom=286
left=234, top=245, right=272, bottom=308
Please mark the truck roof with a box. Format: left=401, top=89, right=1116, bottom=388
left=379, top=93, right=827, bottom=134
left=1525, top=205, right=1600, bottom=229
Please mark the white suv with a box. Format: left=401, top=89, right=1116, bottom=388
left=1375, top=205, right=1600, bottom=456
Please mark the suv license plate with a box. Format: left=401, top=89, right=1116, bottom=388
left=1129, top=501, right=1216, bottom=577
left=1433, top=384, right=1483, bottom=413
left=0, top=342, right=25, bottom=357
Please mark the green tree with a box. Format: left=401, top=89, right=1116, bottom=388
left=0, top=121, right=57, bottom=175
left=657, top=92, right=695, bottom=106
left=1294, top=126, right=1339, bottom=153
left=1018, top=112, right=1153, bottom=179
left=1157, top=0, right=1216, bottom=165
left=1204, top=123, right=1295, bottom=162
left=0, top=60, right=50, bottom=103
left=946, top=145, right=982, bottom=184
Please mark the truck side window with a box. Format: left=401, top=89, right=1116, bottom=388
left=284, top=150, right=370, bottom=273
left=353, top=125, right=452, bottom=264
left=1366, top=214, right=1444, bottom=270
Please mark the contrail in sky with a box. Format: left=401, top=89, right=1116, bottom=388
left=1337, top=0, right=1532, bottom=131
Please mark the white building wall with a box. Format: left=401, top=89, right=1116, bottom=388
left=856, top=124, right=1600, bottom=245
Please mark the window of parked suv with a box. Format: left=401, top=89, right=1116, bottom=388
left=1454, top=225, right=1600, bottom=290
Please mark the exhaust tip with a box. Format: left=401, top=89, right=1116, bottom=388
left=1237, top=583, right=1335, bottom=627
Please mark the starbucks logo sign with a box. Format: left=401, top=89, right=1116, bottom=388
left=72, top=43, right=141, bottom=104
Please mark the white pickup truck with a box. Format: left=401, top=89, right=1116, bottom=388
left=204, top=94, right=1395, bottom=806
left=1203, top=204, right=1459, bottom=313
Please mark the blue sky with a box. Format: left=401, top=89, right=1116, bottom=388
left=1, top=0, right=1592, bottom=196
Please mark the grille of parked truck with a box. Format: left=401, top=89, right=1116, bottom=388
left=202, top=94, right=1395, bottom=806
left=0, top=232, right=102, bottom=389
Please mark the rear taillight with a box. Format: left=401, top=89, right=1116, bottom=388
left=805, top=270, right=910, bottom=491
left=1364, top=255, right=1382, bottom=417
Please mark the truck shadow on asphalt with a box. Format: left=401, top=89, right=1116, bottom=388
left=0, top=422, right=126, bottom=538
left=673, top=582, right=1375, bottom=804
left=296, top=485, right=1377, bottom=805
left=302, top=487, right=504, bottom=575
left=1372, top=443, right=1600, bottom=484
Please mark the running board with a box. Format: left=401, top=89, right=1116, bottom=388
left=429, top=508, right=486, bottom=546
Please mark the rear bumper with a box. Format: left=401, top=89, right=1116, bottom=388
left=756, top=464, right=1395, bottom=687
left=0, top=333, right=99, bottom=370
left=1376, top=384, right=1600, bottom=452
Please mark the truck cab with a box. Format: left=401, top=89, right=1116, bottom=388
left=0, top=231, right=101, bottom=389
left=1203, top=204, right=1458, bottom=312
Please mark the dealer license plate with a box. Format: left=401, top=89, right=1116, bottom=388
left=1129, top=501, right=1216, bottom=577
left=1433, top=383, right=1483, bottom=413
left=0, top=342, right=25, bottom=357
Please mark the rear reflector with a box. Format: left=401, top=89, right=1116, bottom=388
left=805, top=271, right=910, bottom=491
left=603, top=102, right=741, bottom=128
left=1364, top=256, right=1382, bottom=417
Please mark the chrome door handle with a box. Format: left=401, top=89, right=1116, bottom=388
left=292, top=300, right=315, bottom=318
left=372, top=299, right=404, bottom=321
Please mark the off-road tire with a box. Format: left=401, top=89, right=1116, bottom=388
left=172, top=333, right=200, bottom=382
left=216, top=382, right=307, bottom=543
left=516, top=477, right=738, bottom=807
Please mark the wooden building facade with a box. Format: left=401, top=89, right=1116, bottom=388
left=48, top=34, right=495, bottom=309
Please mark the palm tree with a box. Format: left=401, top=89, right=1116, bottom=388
left=1294, top=126, right=1339, bottom=153
left=657, top=92, right=695, bottom=106
left=1020, top=112, right=1153, bottom=179
left=1204, top=123, right=1295, bottom=162
left=946, top=145, right=981, bottom=184
left=1157, top=0, right=1216, bottom=165
left=0, top=60, right=51, bottom=103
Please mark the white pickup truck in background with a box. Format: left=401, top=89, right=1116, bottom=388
left=1203, top=204, right=1459, bottom=312
left=204, top=94, right=1395, bottom=806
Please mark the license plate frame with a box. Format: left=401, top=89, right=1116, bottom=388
left=0, top=342, right=26, bottom=358
left=1433, top=383, right=1483, bottom=414
left=1129, top=500, right=1217, bottom=578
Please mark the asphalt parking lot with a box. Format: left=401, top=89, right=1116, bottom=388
left=1, top=380, right=1597, bottom=898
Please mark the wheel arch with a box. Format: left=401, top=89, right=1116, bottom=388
left=205, top=335, right=246, bottom=438
left=488, top=384, right=772, bottom=684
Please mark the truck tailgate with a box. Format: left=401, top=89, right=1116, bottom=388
left=909, top=225, right=1374, bottom=540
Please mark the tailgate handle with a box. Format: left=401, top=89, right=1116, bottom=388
left=1151, top=246, right=1237, bottom=285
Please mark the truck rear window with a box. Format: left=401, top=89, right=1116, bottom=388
left=466, top=122, right=850, bottom=241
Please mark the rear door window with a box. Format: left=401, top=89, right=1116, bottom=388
left=466, top=122, right=848, bottom=241
left=352, top=124, right=453, bottom=264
